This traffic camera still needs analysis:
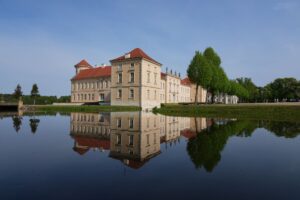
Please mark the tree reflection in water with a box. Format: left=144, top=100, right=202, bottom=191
left=187, top=119, right=300, bottom=172
left=29, top=118, right=40, bottom=134
left=12, top=116, right=22, bottom=133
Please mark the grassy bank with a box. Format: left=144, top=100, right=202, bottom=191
left=29, top=105, right=141, bottom=113
left=154, top=103, right=300, bottom=122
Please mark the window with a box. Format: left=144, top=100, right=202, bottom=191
left=147, top=71, right=150, bottom=83
left=118, top=73, right=122, bottom=83
left=154, top=73, right=157, bottom=84
left=129, top=89, right=134, bottom=99
left=88, top=94, right=91, bottom=100
left=154, top=90, right=157, bottom=100
left=92, top=94, right=94, bottom=100
left=129, top=135, right=134, bottom=146
left=103, top=81, right=107, bottom=88
left=117, top=118, right=122, bottom=128
left=105, top=81, right=108, bottom=88
left=130, top=72, right=134, bottom=83
left=118, top=64, right=122, bottom=71
left=146, top=134, right=150, bottom=145
left=147, top=90, right=150, bottom=100
left=100, top=93, right=104, bottom=101
left=129, top=118, right=134, bottom=129
left=147, top=118, right=149, bottom=128
left=118, top=89, right=122, bottom=98
left=130, top=63, right=134, bottom=69
left=117, top=134, right=121, bottom=145
left=84, top=94, right=87, bottom=100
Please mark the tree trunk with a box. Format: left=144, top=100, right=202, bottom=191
left=195, top=84, right=199, bottom=105
left=212, top=91, right=215, bottom=104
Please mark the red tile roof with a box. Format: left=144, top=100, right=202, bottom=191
left=181, top=129, right=197, bottom=139
left=181, top=77, right=192, bottom=85
left=73, top=136, right=110, bottom=150
left=74, top=59, right=93, bottom=68
left=73, top=146, right=89, bottom=155
left=72, top=66, right=111, bottom=80
left=110, top=48, right=161, bottom=65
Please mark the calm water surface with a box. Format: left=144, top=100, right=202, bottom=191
left=1, top=111, right=300, bottom=200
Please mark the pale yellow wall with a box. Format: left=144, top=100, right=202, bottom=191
left=140, top=59, right=161, bottom=109
left=179, top=84, right=191, bottom=102
left=160, top=79, right=166, bottom=103
left=189, top=84, right=207, bottom=103
left=110, top=59, right=141, bottom=107
left=71, top=77, right=111, bottom=103
left=110, top=58, right=161, bottom=110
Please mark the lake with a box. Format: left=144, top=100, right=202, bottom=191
left=1, top=111, right=300, bottom=200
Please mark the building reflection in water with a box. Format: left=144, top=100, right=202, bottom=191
left=70, top=112, right=210, bottom=169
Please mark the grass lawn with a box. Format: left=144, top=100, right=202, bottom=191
left=154, top=103, right=300, bottom=122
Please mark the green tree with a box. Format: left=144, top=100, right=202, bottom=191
left=228, top=80, right=249, bottom=101
left=13, top=84, right=23, bottom=100
left=31, top=83, right=40, bottom=105
left=187, top=51, right=212, bottom=104
left=267, top=78, right=300, bottom=101
left=203, top=47, right=229, bottom=102
left=236, top=77, right=258, bottom=102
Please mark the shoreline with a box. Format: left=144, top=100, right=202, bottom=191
left=153, top=103, right=300, bottom=122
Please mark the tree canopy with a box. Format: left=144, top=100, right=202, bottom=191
left=187, top=51, right=212, bottom=103
left=13, top=84, right=23, bottom=100
left=31, top=84, right=40, bottom=98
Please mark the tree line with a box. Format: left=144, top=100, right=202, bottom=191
left=187, top=47, right=300, bottom=103
left=0, top=84, right=70, bottom=105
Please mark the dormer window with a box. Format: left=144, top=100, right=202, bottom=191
left=125, top=53, right=131, bottom=59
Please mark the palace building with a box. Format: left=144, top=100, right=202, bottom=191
left=71, top=48, right=233, bottom=110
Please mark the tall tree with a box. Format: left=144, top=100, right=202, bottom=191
left=203, top=47, right=229, bottom=103
left=31, top=83, right=40, bottom=105
left=187, top=51, right=212, bottom=104
left=13, top=84, right=23, bottom=100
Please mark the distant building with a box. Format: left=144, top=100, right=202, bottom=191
left=71, top=60, right=111, bottom=104
left=70, top=48, right=237, bottom=109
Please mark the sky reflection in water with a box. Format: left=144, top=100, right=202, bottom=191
left=0, top=112, right=300, bottom=200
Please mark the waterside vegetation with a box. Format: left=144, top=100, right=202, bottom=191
left=154, top=103, right=300, bottom=122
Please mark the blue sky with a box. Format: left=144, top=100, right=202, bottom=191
left=0, top=0, right=299, bottom=96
